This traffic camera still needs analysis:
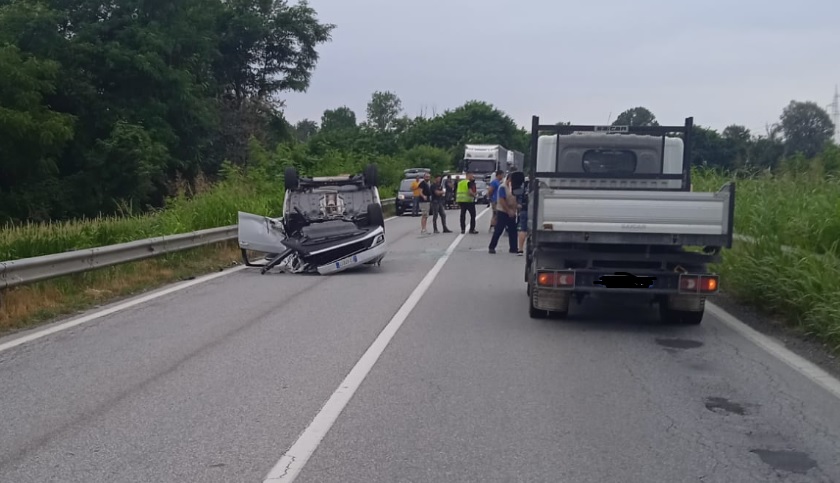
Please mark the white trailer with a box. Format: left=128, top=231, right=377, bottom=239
left=507, top=150, right=525, bottom=171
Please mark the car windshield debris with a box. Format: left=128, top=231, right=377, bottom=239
left=237, top=164, right=388, bottom=275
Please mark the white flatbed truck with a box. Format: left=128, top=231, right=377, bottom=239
left=524, top=116, right=735, bottom=324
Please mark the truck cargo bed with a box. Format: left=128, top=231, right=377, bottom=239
left=533, top=183, right=734, bottom=248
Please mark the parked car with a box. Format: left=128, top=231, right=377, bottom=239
left=396, top=177, right=418, bottom=216
left=474, top=180, right=490, bottom=205
left=404, top=167, right=431, bottom=178
left=237, top=165, right=387, bottom=275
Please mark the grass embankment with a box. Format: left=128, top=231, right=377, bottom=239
left=694, top=168, right=840, bottom=351
left=0, top=169, right=283, bottom=335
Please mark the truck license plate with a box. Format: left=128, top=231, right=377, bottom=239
left=335, top=254, right=358, bottom=269
left=593, top=272, right=656, bottom=289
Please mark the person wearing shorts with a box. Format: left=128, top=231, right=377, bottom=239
left=516, top=206, right=528, bottom=255
left=516, top=176, right=531, bottom=255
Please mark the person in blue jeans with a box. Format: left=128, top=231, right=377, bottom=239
left=486, top=170, right=504, bottom=232
left=488, top=175, right=518, bottom=254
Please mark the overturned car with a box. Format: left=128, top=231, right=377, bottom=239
left=238, top=164, right=387, bottom=275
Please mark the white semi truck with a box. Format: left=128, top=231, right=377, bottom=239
left=524, top=116, right=735, bottom=324
left=460, top=144, right=509, bottom=180
left=507, top=150, right=525, bottom=172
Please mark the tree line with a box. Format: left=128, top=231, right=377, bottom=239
left=611, top=105, right=838, bottom=173
left=1, top=0, right=836, bottom=224
left=0, top=0, right=334, bottom=222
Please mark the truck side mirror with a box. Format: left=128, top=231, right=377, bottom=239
left=457, top=160, right=465, bottom=172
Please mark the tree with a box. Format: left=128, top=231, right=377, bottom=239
left=401, top=101, right=527, bottom=164
left=402, top=145, right=451, bottom=177
left=321, top=107, right=357, bottom=132
left=294, top=119, right=319, bottom=142
left=778, top=100, right=835, bottom=158
left=722, top=125, right=752, bottom=167
left=0, top=0, right=336, bottom=221
left=365, top=90, right=403, bottom=132
left=749, top=136, right=785, bottom=171
left=691, top=126, right=735, bottom=170
left=214, top=0, right=335, bottom=104
left=722, top=125, right=751, bottom=143
left=612, top=107, right=659, bottom=127
left=0, top=44, right=76, bottom=221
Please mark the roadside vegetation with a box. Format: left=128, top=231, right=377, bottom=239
left=1, top=1, right=839, bottom=351
left=692, top=153, right=840, bottom=352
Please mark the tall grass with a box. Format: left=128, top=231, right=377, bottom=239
left=0, top=164, right=283, bottom=261
left=692, top=167, right=840, bottom=256
left=693, top=167, right=840, bottom=351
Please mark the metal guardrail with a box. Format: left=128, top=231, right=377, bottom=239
left=3, top=198, right=829, bottom=290
left=0, top=198, right=397, bottom=290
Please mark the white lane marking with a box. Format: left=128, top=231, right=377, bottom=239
left=0, top=215, right=406, bottom=354
left=0, top=265, right=247, bottom=353
left=263, top=207, right=491, bottom=482
left=707, top=302, right=840, bottom=401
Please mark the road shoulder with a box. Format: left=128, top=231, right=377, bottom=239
left=711, top=291, right=840, bottom=380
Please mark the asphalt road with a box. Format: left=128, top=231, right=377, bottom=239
left=1, top=210, right=839, bottom=483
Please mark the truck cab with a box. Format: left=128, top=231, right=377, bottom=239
left=460, top=144, right=508, bottom=181
left=535, top=131, right=686, bottom=190
left=525, top=117, right=735, bottom=324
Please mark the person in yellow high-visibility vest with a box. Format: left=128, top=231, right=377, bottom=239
left=456, top=173, right=478, bottom=234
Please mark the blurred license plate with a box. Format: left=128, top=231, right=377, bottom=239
left=335, top=254, right=358, bottom=269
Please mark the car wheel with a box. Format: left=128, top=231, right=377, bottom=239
left=367, top=203, right=385, bottom=227
left=363, top=164, right=379, bottom=187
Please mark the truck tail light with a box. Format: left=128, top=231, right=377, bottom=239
left=536, top=270, right=574, bottom=287
left=679, top=274, right=719, bottom=293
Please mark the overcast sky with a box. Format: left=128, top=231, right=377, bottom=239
left=280, top=0, right=840, bottom=136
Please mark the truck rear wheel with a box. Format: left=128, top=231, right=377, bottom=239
left=529, top=289, right=547, bottom=318
left=529, top=287, right=569, bottom=319
left=660, top=295, right=705, bottom=325
left=660, top=307, right=704, bottom=325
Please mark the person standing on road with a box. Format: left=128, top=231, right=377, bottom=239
left=488, top=175, right=518, bottom=254
left=486, top=170, right=504, bottom=233
left=444, top=175, right=454, bottom=209
left=456, top=173, right=479, bottom=234
left=418, top=172, right=432, bottom=234
left=450, top=176, right=461, bottom=209
left=430, top=175, right=452, bottom=234
left=515, top=173, right=531, bottom=256
left=410, top=175, right=421, bottom=216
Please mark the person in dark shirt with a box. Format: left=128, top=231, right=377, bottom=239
left=418, top=172, right=432, bottom=234
left=430, top=175, right=452, bottom=233
left=514, top=172, right=531, bottom=255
